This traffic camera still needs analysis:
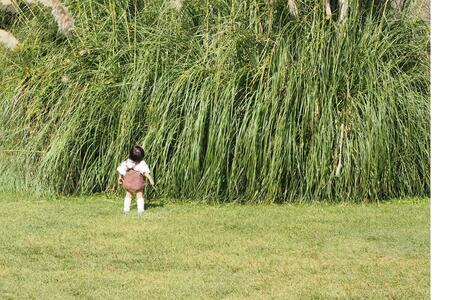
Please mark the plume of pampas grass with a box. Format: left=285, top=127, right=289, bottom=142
left=288, top=0, right=298, bottom=17
left=0, top=29, right=19, bottom=50
left=23, top=0, right=52, bottom=7
left=22, top=1, right=74, bottom=35
left=324, top=0, right=332, bottom=18
left=24, top=0, right=74, bottom=35
left=170, top=0, right=183, bottom=12
left=0, top=0, right=18, bottom=13
left=48, top=0, right=74, bottom=36
left=3, top=0, right=74, bottom=36
left=390, top=0, right=404, bottom=11
left=338, top=0, right=349, bottom=22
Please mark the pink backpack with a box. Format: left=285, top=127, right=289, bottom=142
left=122, top=167, right=145, bottom=193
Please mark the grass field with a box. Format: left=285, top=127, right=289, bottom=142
left=0, top=193, right=429, bottom=299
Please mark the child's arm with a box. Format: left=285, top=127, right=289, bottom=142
left=144, top=172, right=155, bottom=186
left=117, top=161, right=127, bottom=185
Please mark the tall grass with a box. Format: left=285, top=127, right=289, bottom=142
left=0, top=0, right=430, bottom=202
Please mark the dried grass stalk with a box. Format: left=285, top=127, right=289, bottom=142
left=335, top=124, right=345, bottom=177
left=0, top=29, right=19, bottom=50
left=288, top=0, right=298, bottom=17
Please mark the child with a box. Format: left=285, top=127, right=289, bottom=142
left=117, top=145, right=155, bottom=214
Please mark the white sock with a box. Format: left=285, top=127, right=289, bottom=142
left=137, top=197, right=144, bottom=213
left=124, top=196, right=131, bottom=213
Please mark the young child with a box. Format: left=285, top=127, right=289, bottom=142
left=117, top=145, right=155, bottom=214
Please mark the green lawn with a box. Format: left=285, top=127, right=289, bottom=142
left=0, top=193, right=429, bottom=299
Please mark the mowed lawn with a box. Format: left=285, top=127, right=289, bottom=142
left=0, top=193, right=429, bottom=299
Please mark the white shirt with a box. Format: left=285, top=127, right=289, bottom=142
left=117, top=159, right=150, bottom=176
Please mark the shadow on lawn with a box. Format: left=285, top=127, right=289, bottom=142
left=144, top=201, right=164, bottom=209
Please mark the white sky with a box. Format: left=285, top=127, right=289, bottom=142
left=431, top=1, right=450, bottom=299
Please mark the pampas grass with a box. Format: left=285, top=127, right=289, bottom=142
left=288, top=0, right=298, bottom=17
left=0, top=0, right=430, bottom=202
left=170, top=0, right=183, bottom=12
left=21, top=0, right=74, bottom=35
left=0, top=29, right=19, bottom=49
left=339, top=0, right=349, bottom=22
left=324, top=0, right=332, bottom=18
left=48, top=0, right=74, bottom=35
left=23, top=0, right=52, bottom=7
left=324, top=0, right=349, bottom=21
left=0, top=0, right=17, bottom=13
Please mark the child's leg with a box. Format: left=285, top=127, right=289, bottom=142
left=124, top=191, right=132, bottom=213
left=136, top=191, right=144, bottom=214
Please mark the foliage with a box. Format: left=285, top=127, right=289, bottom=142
left=0, top=0, right=430, bottom=201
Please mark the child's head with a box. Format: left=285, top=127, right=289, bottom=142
left=129, top=145, right=145, bottom=163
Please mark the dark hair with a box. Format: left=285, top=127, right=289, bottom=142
left=129, top=145, right=145, bottom=163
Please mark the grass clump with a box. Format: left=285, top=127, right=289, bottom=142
left=0, top=0, right=429, bottom=202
